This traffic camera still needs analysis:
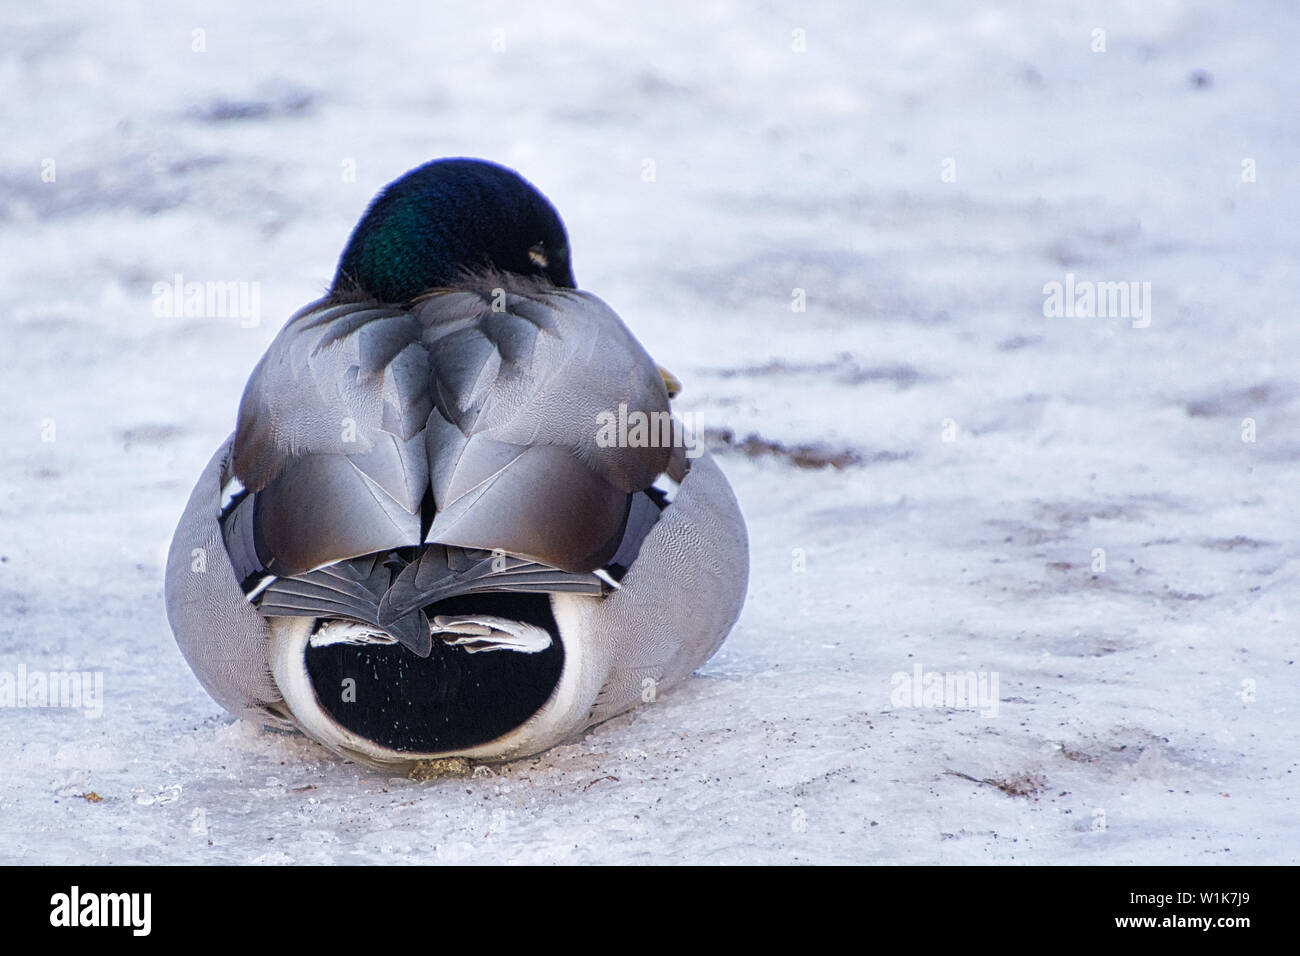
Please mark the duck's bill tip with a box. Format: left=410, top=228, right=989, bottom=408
left=658, top=365, right=682, bottom=398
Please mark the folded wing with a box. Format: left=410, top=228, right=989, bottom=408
left=224, top=278, right=677, bottom=588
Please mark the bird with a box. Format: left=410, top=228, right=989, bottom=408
left=164, top=158, right=749, bottom=771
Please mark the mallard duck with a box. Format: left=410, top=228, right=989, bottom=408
left=164, top=158, right=748, bottom=770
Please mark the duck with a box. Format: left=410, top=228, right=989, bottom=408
left=163, top=158, right=749, bottom=770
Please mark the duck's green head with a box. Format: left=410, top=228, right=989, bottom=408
left=332, top=158, right=576, bottom=303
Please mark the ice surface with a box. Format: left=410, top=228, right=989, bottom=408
left=0, top=0, right=1296, bottom=864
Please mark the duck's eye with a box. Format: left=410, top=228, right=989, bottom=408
left=527, top=243, right=548, bottom=268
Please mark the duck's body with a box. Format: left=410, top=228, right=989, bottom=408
left=164, top=159, right=748, bottom=770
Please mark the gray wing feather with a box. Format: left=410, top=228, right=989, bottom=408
left=258, top=553, right=432, bottom=656
left=417, top=283, right=671, bottom=569
left=233, top=303, right=424, bottom=491
left=425, top=442, right=629, bottom=571
left=229, top=300, right=431, bottom=573
left=228, top=279, right=673, bottom=584
left=421, top=287, right=671, bottom=492
left=377, top=546, right=603, bottom=625
left=258, top=544, right=603, bottom=656
left=253, top=453, right=421, bottom=571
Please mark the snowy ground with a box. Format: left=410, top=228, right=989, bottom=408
left=1, top=1, right=1296, bottom=864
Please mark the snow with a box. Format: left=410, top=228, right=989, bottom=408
left=1, top=0, right=1297, bottom=864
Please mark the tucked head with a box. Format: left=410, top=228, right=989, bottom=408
left=332, top=158, right=576, bottom=303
